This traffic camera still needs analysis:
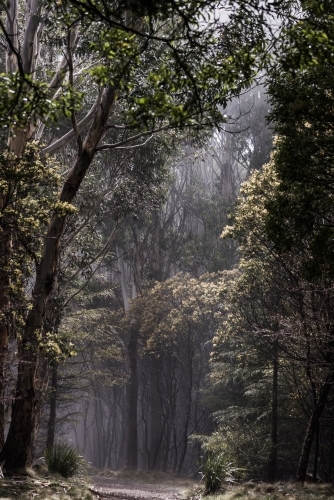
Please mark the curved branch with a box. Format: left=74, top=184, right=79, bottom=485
left=96, top=124, right=170, bottom=151
left=40, top=94, right=102, bottom=156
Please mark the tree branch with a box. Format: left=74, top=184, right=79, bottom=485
left=62, top=221, right=122, bottom=304
left=96, top=125, right=171, bottom=151
left=40, top=93, right=102, bottom=156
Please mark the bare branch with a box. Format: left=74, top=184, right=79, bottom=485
left=22, top=0, right=41, bottom=74
left=67, top=28, right=82, bottom=155
left=49, top=27, right=80, bottom=90
left=96, top=125, right=171, bottom=151
left=5, top=0, right=19, bottom=73
left=40, top=93, right=102, bottom=156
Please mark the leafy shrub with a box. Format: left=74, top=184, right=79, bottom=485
left=200, top=453, right=244, bottom=494
left=43, top=441, right=87, bottom=478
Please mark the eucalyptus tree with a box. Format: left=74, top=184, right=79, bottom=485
left=208, top=0, right=334, bottom=483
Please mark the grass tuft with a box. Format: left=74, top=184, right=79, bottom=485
left=43, top=441, right=88, bottom=478
left=200, top=454, right=244, bottom=494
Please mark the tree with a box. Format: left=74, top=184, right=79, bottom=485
left=264, top=1, right=334, bottom=481
left=134, top=272, right=225, bottom=472
left=217, top=153, right=334, bottom=481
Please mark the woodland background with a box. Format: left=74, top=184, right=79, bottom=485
left=0, top=0, right=333, bottom=486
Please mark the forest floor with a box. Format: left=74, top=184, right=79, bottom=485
left=0, top=470, right=195, bottom=500
left=90, top=471, right=334, bottom=500
left=186, top=481, right=334, bottom=500
left=1, top=472, right=334, bottom=499
left=90, top=472, right=334, bottom=500
left=90, top=471, right=196, bottom=500
left=0, top=472, right=94, bottom=499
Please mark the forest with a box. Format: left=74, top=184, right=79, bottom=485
left=0, top=0, right=334, bottom=493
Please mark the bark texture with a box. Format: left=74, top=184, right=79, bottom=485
left=0, top=230, right=10, bottom=450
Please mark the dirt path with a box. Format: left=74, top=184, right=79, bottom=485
left=89, top=476, right=189, bottom=500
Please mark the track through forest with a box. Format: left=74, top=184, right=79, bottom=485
left=90, top=476, right=188, bottom=500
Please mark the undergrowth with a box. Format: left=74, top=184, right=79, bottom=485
left=200, top=454, right=244, bottom=493
left=186, top=481, right=334, bottom=500
left=0, top=472, right=93, bottom=500
left=44, top=441, right=88, bottom=478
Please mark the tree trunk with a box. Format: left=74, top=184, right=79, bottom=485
left=0, top=339, right=38, bottom=470
left=120, top=222, right=141, bottom=470
left=267, top=347, right=278, bottom=482
left=177, top=344, right=193, bottom=474
left=46, top=366, right=58, bottom=451
left=0, top=229, right=10, bottom=450
left=124, top=328, right=138, bottom=470
left=149, top=358, right=163, bottom=470
left=312, top=422, right=319, bottom=481
left=296, top=370, right=334, bottom=482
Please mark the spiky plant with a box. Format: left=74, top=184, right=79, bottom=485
left=43, top=441, right=87, bottom=478
left=200, top=453, right=243, bottom=494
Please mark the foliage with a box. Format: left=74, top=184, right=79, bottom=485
left=135, top=272, right=225, bottom=354
left=43, top=441, right=88, bottom=478
left=214, top=160, right=331, bottom=479
left=0, top=141, right=61, bottom=252
left=195, top=427, right=246, bottom=491
left=200, top=453, right=242, bottom=493
left=213, top=5, right=334, bottom=474
left=266, top=58, right=334, bottom=280
left=0, top=142, right=61, bottom=334
left=3, top=0, right=334, bottom=477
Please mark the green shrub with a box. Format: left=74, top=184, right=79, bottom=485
left=200, top=453, right=244, bottom=494
left=43, top=441, right=87, bottom=478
